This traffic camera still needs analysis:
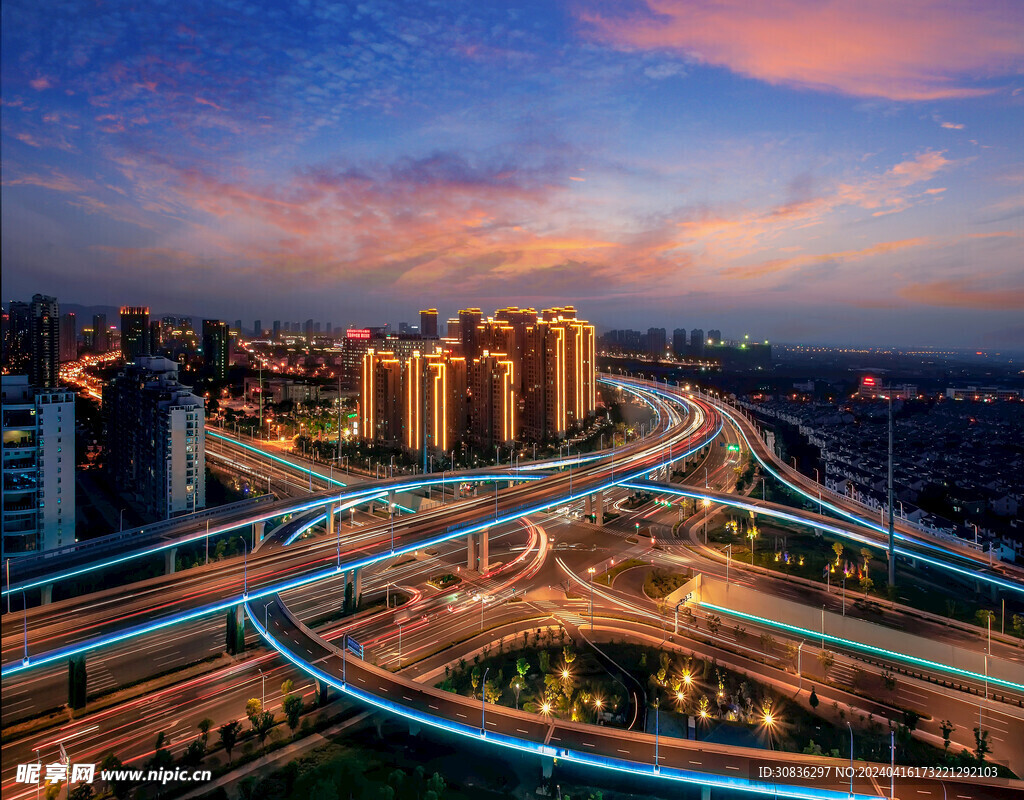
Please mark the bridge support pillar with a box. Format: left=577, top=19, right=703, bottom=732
left=585, top=494, right=593, bottom=516
left=541, top=759, right=554, bottom=779
left=479, top=528, right=489, bottom=572
left=254, top=520, right=266, bottom=542
left=467, top=535, right=477, bottom=571
left=701, top=786, right=711, bottom=800
left=325, top=503, right=335, bottom=539
left=164, top=547, right=178, bottom=575
left=408, top=720, right=421, bottom=737
left=41, top=583, right=53, bottom=605
left=353, top=568, right=363, bottom=608
left=595, top=490, right=604, bottom=526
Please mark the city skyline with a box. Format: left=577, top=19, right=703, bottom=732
left=3, top=1, right=1023, bottom=349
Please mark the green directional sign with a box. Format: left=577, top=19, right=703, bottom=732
left=726, top=444, right=740, bottom=452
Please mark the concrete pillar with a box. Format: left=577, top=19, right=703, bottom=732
left=701, top=786, right=711, bottom=800
left=585, top=494, right=593, bottom=516
left=41, top=583, right=53, bottom=605
left=235, top=603, right=245, bottom=626
left=353, top=567, right=363, bottom=607
left=325, top=503, right=335, bottom=539
left=479, top=528, right=489, bottom=572
left=254, top=520, right=266, bottom=542
left=467, top=535, right=477, bottom=570
left=164, top=547, right=178, bottom=575
left=541, top=759, right=554, bottom=779
left=595, top=490, right=604, bottom=526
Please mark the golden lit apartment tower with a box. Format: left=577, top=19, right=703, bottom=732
left=360, top=350, right=402, bottom=443
left=403, top=351, right=424, bottom=451
left=469, top=352, right=517, bottom=448
left=424, top=354, right=467, bottom=453
left=419, top=309, right=438, bottom=338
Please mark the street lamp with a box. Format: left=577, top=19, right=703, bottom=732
left=258, top=667, right=265, bottom=709
left=239, top=536, right=249, bottom=598
left=846, top=721, right=854, bottom=797
left=588, top=567, right=596, bottom=629
left=481, top=666, right=490, bottom=734
left=397, top=622, right=404, bottom=668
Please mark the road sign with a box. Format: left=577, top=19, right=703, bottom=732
left=344, top=635, right=364, bottom=659
left=726, top=443, right=740, bottom=452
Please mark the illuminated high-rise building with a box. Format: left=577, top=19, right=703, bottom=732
left=424, top=354, right=467, bottom=454
left=59, top=312, right=77, bottom=363
left=202, top=319, right=230, bottom=380
left=420, top=308, right=438, bottom=338
left=360, top=350, right=402, bottom=444
left=92, top=313, right=109, bottom=353
left=24, top=295, right=60, bottom=389
left=120, top=306, right=151, bottom=362
left=403, top=351, right=425, bottom=452
left=458, top=308, right=483, bottom=359
left=470, top=352, right=516, bottom=448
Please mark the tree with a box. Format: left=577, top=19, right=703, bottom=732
left=563, top=643, right=576, bottom=664
left=181, top=737, right=207, bottom=767
left=1011, top=613, right=1024, bottom=639
left=69, top=784, right=95, bottom=800
left=808, top=688, right=819, bottom=709
left=517, top=657, right=530, bottom=681
left=198, top=717, right=214, bottom=742
left=817, top=649, right=835, bottom=680
left=859, top=576, right=874, bottom=595
left=973, top=727, right=991, bottom=764
left=510, top=675, right=525, bottom=709
left=147, top=732, right=174, bottom=772
left=705, top=614, right=721, bottom=635
left=759, top=632, right=775, bottom=656
left=975, top=609, right=995, bottom=629
left=882, top=671, right=897, bottom=692
left=940, top=720, right=955, bottom=755
left=859, top=547, right=872, bottom=570
left=538, top=650, right=551, bottom=674
left=246, top=697, right=263, bottom=722
left=283, top=694, right=303, bottom=732
left=218, top=720, right=242, bottom=763
left=470, top=666, right=481, bottom=699
left=310, top=778, right=339, bottom=800
left=832, top=542, right=844, bottom=564
left=281, top=678, right=294, bottom=696
left=252, top=710, right=275, bottom=751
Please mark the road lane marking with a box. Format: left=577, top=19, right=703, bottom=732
left=403, top=695, right=414, bottom=701
left=517, top=728, right=529, bottom=734
left=689, top=760, right=702, bottom=765
left=456, top=712, right=467, bottom=718
left=726, top=766, right=739, bottom=770
left=429, top=704, right=439, bottom=710
left=617, top=748, right=630, bottom=754
left=582, top=742, right=594, bottom=747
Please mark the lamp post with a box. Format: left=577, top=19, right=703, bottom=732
left=797, top=641, right=804, bottom=693
left=390, top=504, right=395, bottom=553
left=239, top=536, right=249, bottom=598
left=481, top=666, right=490, bottom=734
left=846, top=721, right=854, bottom=797
left=264, top=601, right=272, bottom=630
left=397, top=622, right=403, bottom=668
left=258, top=667, right=265, bottom=709
left=725, top=543, right=732, bottom=585
left=588, top=567, right=596, bottom=630
left=653, top=697, right=660, bottom=773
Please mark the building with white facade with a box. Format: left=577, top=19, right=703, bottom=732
left=1, top=375, right=76, bottom=555
left=104, top=357, right=206, bottom=520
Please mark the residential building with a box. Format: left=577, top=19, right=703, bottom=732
left=103, top=357, right=206, bottom=520
left=1, top=375, right=76, bottom=555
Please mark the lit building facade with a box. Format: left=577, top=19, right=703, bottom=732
left=120, top=306, right=151, bottom=362
left=1, top=376, right=76, bottom=555
left=104, top=357, right=206, bottom=521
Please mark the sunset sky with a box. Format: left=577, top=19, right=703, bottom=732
left=3, top=0, right=1023, bottom=347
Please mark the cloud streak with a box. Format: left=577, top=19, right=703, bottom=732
left=579, top=0, right=1024, bottom=100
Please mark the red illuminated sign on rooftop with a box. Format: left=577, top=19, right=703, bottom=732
left=346, top=329, right=371, bottom=340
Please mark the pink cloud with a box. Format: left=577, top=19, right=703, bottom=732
left=898, top=278, right=1024, bottom=309
left=579, top=0, right=1024, bottom=100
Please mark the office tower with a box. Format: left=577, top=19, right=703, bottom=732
left=81, top=327, right=95, bottom=350
left=1, top=375, right=76, bottom=555
left=59, top=312, right=77, bottom=363
left=103, top=357, right=205, bottom=520
left=272, top=320, right=281, bottom=339
left=690, top=328, right=705, bottom=357
left=646, top=327, right=667, bottom=358
left=457, top=308, right=483, bottom=359
left=420, top=308, right=438, bottom=338
left=398, top=322, right=411, bottom=336
left=254, top=320, right=261, bottom=337
left=304, top=319, right=314, bottom=339
left=120, top=306, right=151, bottom=361
left=29, top=294, right=60, bottom=388
left=233, top=319, right=242, bottom=333
left=3, top=301, right=31, bottom=374
left=708, top=329, right=721, bottom=346
left=92, top=313, right=109, bottom=352
left=325, top=322, right=332, bottom=336
left=202, top=319, right=230, bottom=380
left=360, top=350, right=402, bottom=444
left=314, top=322, right=321, bottom=334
